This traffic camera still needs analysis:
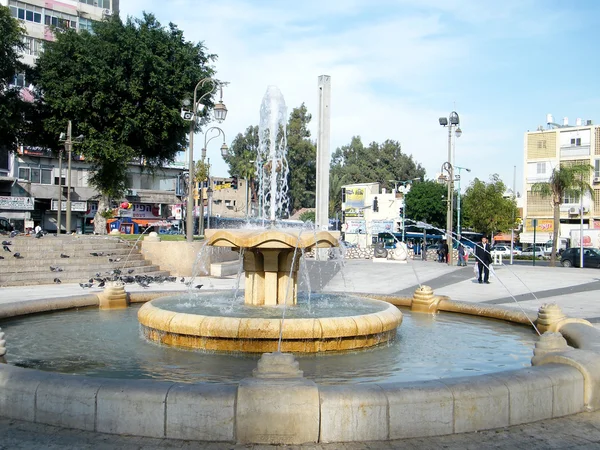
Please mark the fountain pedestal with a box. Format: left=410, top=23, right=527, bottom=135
left=207, top=229, right=338, bottom=306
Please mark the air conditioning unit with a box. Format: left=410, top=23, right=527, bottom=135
left=593, top=177, right=600, bottom=183
left=568, top=207, right=578, bottom=214
left=103, top=9, right=111, bottom=17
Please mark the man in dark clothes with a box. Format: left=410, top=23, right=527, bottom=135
left=475, top=236, right=492, bottom=284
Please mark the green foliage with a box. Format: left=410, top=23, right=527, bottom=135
left=461, top=174, right=518, bottom=238
left=330, top=136, right=425, bottom=190
left=404, top=180, right=447, bottom=229
left=329, top=172, right=348, bottom=217
left=32, top=13, right=216, bottom=197
left=286, top=104, right=316, bottom=211
left=299, top=209, right=315, bottom=223
left=531, top=163, right=594, bottom=265
left=0, top=6, right=29, bottom=152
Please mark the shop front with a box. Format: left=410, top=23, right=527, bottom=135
left=0, top=196, right=35, bottom=232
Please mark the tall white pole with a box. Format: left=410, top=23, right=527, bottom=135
left=580, top=194, right=584, bottom=268
left=446, top=126, right=454, bottom=265
left=510, top=165, right=516, bottom=265
left=316, top=75, right=331, bottom=233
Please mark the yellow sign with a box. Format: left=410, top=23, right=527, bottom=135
left=525, top=218, right=554, bottom=232
left=214, top=183, right=232, bottom=190
left=344, top=187, right=365, bottom=209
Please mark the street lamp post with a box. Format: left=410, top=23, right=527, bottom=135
left=58, top=121, right=83, bottom=234
left=454, top=165, right=471, bottom=241
left=185, top=78, right=228, bottom=243
left=198, top=127, right=228, bottom=236
left=56, top=149, right=63, bottom=234
left=439, top=111, right=462, bottom=265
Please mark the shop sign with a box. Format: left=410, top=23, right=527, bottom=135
left=51, top=200, right=88, bottom=212
left=0, top=196, right=35, bottom=210
left=345, top=219, right=366, bottom=234
left=119, top=203, right=161, bottom=219
left=371, top=220, right=394, bottom=234
left=525, top=218, right=553, bottom=232
left=344, top=207, right=363, bottom=218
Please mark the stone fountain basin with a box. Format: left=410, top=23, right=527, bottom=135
left=138, top=295, right=403, bottom=353
left=1, top=292, right=600, bottom=444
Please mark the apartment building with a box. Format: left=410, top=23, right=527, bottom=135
left=522, top=115, right=600, bottom=244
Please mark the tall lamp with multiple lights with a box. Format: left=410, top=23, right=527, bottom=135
left=199, top=127, right=228, bottom=235
left=183, top=78, right=228, bottom=242
left=58, top=121, right=83, bottom=234
left=439, top=111, right=462, bottom=265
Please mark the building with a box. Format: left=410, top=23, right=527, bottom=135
left=200, top=177, right=253, bottom=220
left=522, top=115, right=600, bottom=246
left=341, top=182, right=406, bottom=247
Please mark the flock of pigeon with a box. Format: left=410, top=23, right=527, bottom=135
left=2, top=242, right=202, bottom=289
left=1, top=240, right=23, bottom=259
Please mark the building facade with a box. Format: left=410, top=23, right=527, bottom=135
left=522, top=117, right=600, bottom=245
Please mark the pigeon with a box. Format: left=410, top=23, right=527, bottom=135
left=79, top=282, right=93, bottom=288
left=3, top=245, right=11, bottom=252
left=97, top=280, right=106, bottom=288
left=180, top=277, right=185, bottom=283
left=60, top=253, right=70, bottom=258
left=90, top=252, right=104, bottom=257
left=127, top=268, right=135, bottom=274
left=1, top=240, right=11, bottom=246
left=9, top=231, right=18, bottom=237
left=137, top=280, right=150, bottom=288
left=53, top=278, right=61, bottom=284
left=50, top=266, right=63, bottom=272
left=88, top=278, right=94, bottom=284
left=194, top=284, right=203, bottom=289
left=13, top=252, right=22, bottom=259
left=0, top=255, right=3, bottom=259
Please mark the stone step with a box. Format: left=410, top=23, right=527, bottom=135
left=0, top=257, right=150, bottom=273
left=0, top=266, right=169, bottom=286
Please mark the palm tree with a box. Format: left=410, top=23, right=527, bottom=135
left=531, top=164, right=594, bottom=266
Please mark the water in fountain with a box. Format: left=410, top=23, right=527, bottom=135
left=256, top=85, right=290, bottom=224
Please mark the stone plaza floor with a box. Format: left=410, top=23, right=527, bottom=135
left=2, top=258, right=600, bottom=448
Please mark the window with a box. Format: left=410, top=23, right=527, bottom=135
left=18, top=167, right=30, bottom=181
left=22, top=36, right=43, bottom=56
left=537, top=140, right=547, bottom=149
left=41, top=169, right=52, bottom=185
left=563, top=192, right=580, bottom=204
left=44, top=11, right=77, bottom=30
left=79, top=17, right=93, bottom=33
left=30, top=168, right=41, bottom=183
left=12, top=73, right=26, bottom=88
left=80, top=0, right=110, bottom=7
left=595, top=160, right=600, bottom=178
left=54, top=176, right=66, bottom=186
left=9, top=1, right=42, bottom=24
left=570, top=138, right=582, bottom=146
left=536, top=162, right=546, bottom=174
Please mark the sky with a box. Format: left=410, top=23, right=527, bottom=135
left=119, top=0, right=600, bottom=194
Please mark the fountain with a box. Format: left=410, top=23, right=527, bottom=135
left=138, top=86, right=402, bottom=352
left=2, top=86, right=600, bottom=446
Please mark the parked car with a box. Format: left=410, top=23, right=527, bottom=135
left=340, top=240, right=357, bottom=248
left=491, top=245, right=520, bottom=256
left=560, top=247, right=600, bottom=268
left=490, top=245, right=512, bottom=256
left=521, top=246, right=547, bottom=257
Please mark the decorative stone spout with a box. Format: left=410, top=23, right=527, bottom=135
left=236, top=352, right=319, bottom=444
left=0, top=327, right=6, bottom=364
left=206, top=229, right=338, bottom=306
left=98, top=281, right=128, bottom=310
left=537, top=303, right=592, bottom=333
left=411, top=285, right=441, bottom=313
left=531, top=331, right=573, bottom=365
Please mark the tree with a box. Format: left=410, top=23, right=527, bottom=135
left=404, top=180, right=447, bottom=229
left=331, top=136, right=425, bottom=190
left=32, top=13, right=216, bottom=233
left=223, top=125, right=259, bottom=203
left=531, top=164, right=594, bottom=266
left=286, top=104, right=316, bottom=212
left=0, top=5, right=28, bottom=153
left=461, top=174, right=518, bottom=240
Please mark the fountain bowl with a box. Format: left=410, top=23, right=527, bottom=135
left=138, top=295, right=403, bottom=353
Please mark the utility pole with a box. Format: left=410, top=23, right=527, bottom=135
left=65, top=121, right=73, bottom=233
